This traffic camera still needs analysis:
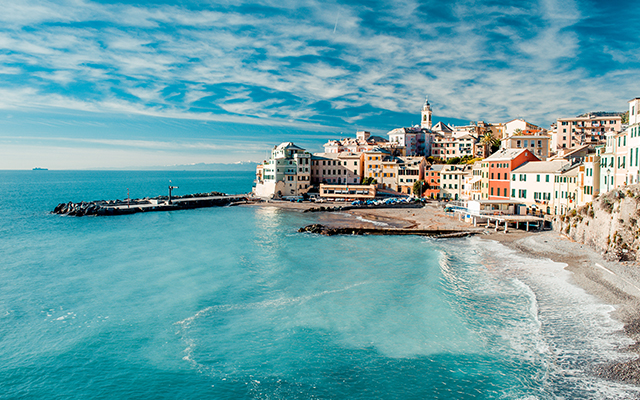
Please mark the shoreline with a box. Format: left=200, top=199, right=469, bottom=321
left=247, top=200, right=640, bottom=384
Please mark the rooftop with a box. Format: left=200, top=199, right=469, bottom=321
left=512, top=160, right=568, bottom=173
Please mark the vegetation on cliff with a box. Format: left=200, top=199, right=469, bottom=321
left=555, top=186, right=640, bottom=261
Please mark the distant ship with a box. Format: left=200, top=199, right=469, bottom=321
left=32, top=167, right=48, bottom=171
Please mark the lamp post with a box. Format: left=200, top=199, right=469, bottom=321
left=168, top=180, right=179, bottom=204
left=606, top=169, right=611, bottom=193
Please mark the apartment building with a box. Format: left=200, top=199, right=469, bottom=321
left=501, top=134, right=551, bottom=160
left=311, top=152, right=362, bottom=185
left=555, top=112, right=623, bottom=150
left=439, top=165, right=469, bottom=200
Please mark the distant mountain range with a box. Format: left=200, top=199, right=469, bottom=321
left=125, top=162, right=259, bottom=171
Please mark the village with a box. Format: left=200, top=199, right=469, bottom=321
left=254, top=96, right=640, bottom=228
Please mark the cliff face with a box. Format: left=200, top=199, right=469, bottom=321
left=554, top=186, right=640, bottom=262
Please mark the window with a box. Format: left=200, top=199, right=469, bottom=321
left=511, top=188, right=515, bottom=197
left=545, top=175, right=550, bottom=183
left=536, top=174, right=540, bottom=182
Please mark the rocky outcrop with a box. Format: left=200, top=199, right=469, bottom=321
left=298, top=224, right=477, bottom=238
left=554, top=186, right=640, bottom=261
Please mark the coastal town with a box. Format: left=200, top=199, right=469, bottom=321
left=254, top=96, right=640, bottom=222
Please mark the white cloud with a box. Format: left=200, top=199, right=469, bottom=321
left=0, top=0, right=637, bottom=133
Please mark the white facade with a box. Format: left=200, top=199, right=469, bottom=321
left=510, top=160, right=567, bottom=215
left=421, top=96, right=432, bottom=129
left=627, top=98, right=640, bottom=184
left=255, top=142, right=311, bottom=198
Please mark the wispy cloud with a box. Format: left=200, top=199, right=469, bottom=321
left=0, top=0, right=638, bottom=132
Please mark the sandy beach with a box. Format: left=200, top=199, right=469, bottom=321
left=249, top=199, right=640, bottom=383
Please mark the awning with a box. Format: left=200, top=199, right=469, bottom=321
left=470, top=176, right=482, bottom=184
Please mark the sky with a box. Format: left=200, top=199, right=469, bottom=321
left=0, top=0, right=638, bottom=169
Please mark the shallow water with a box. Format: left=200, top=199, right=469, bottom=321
left=0, top=171, right=638, bottom=399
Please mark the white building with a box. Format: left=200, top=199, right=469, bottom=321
left=510, top=160, right=568, bottom=215
left=254, top=142, right=311, bottom=198
left=626, top=97, right=640, bottom=184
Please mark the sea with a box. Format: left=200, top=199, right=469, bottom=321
left=1, top=170, right=639, bottom=399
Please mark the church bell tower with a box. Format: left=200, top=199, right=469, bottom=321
left=421, top=96, right=432, bottom=129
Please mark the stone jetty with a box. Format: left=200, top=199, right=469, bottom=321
left=298, top=224, right=479, bottom=238
left=53, top=191, right=257, bottom=217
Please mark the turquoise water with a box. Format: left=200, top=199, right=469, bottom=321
left=1, top=171, right=638, bottom=399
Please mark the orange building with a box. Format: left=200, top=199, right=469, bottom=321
left=423, top=164, right=443, bottom=199
left=485, top=148, right=540, bottom=200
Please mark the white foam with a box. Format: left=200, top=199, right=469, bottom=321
left=437, top=236, right=640, bottom=397
left=355, top=216, right=389, bottom=226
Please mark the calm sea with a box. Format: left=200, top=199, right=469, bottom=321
left=1, top=170, right=638, bottom=399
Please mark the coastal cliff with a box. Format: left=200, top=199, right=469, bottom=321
left=554, top=185, right=640, bottom=262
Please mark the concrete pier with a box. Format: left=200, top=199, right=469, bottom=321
left=53, top=192, right=257, bottom=217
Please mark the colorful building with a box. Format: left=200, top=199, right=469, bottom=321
left=555, top=112, right=623, bottom=150
left=484, top=148, right=540, bottom=200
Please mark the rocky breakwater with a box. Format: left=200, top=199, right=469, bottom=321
left=554, top=185, right=640, bottom=261
left=298, top=224, right=477, bottom=238
left=53, top=191, right=253, bottom=216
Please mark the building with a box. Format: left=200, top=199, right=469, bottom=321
left=469, top=161, right=483, bottom=200
left=554, top=163, right=581, bottom=215
left=579, top=154, right=601, bottom=204
left=555, top=112, right=623, bottom=150
left=421, top=96, right=432, bottom=129
left=254, top=142, right=311, bottom=198
left=626, top=98, right=640, bottom=185
left=484, top=148, right=540, bottom=200
left=387, top=126, right=431, bottom=156
left=510, top=160, right=568, bottom=215
left=311, top=152, right=362, bottom=185
left=503, top=118, right=543, bottom=138
left=424, top=164, right=443, bottom=199
left=431, top=134, right=478, bottom=161
left=322, top=130, right=391, bottom=154
left=614, top=130, right=629, bottom=188
left=501, top=134, right=551, bottom=160
left=439, top=165, right=469, bottom=200
left=396, top=157, right=427, bottom=195
left=319, top=184, right=376, bottom=200
left=596, top=131, right=622, bottom=193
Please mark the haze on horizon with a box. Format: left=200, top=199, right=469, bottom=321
left=0, top=0, right=638, bottom=170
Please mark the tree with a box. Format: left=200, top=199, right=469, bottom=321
left=446, top=157, right=461, bottom=165
left=514, top=128, right=523, bottom=135
left=481, top=131, right=498, bottom=147
left=413, top=180, right=425, bottom=197
left=362, top=177, right=377, bottom=185
left=622, top=111, right=629, bottom=124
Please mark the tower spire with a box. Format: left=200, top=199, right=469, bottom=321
left=421, top=95, right=432, bottom=129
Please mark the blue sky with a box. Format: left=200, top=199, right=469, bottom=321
left=0, top=0, right=638, bottom=169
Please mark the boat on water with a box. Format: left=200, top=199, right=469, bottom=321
left=32, top=167, right=48, bottom=170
